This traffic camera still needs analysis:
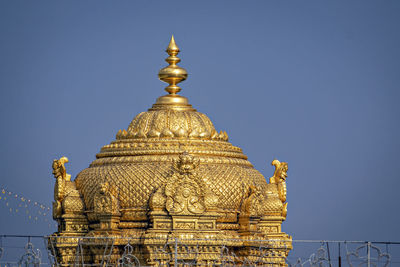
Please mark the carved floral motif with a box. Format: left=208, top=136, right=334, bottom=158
left=165, top=153, right=217, bottom=215
left=149, top=153, right=219, bottom=216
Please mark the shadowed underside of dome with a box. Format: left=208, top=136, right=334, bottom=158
left=50, top=36, right=292, bottom=266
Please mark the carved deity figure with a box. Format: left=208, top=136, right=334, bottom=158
left=241, top=185, right=265, bottom=217
left=91, top=181, right=121, bottom=231
left=96, top=182, right=112, bottom=213
left=94, top=181, right=119, bottom=215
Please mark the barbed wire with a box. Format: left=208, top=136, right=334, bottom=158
left=0, top=235, right=399, bottom=266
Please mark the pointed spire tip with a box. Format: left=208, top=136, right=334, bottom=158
left=167, top=35, right=179, bottom=52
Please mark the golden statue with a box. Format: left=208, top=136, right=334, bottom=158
left=49, top=36, right=292, bottom=266
left=270, top=159, right=288, bottom=202
left=52, top=157, right=69, bottom=219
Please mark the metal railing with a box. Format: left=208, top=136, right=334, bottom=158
left=0, top=235, right=399, bottom=266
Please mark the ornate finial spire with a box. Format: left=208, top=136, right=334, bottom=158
left=158, top=35, right=188, bottom=95
left=152, top=36, right=193, bottom=110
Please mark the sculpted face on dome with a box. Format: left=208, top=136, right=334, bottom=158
left=50, top=36, right=292, bottom=266
left=173, top=152, right=199, bottom=174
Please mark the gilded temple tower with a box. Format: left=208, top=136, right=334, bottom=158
left=49, top=36, right=292, bottom=266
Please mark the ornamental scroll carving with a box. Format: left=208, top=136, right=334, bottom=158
left=150, top=152, right=218, bottom=215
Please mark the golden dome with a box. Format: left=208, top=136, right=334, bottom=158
left=51, top=36, right=292, bottom=266
left=74, top=36, right=269, bottom=228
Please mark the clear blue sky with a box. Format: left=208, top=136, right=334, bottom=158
left=0, top=1, right=399, bottom=241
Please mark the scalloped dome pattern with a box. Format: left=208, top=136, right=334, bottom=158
left=116, top=110, right=228, bottom=141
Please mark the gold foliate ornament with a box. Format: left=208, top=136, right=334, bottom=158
left=164, top=152, right=218, bottom=215
left=50, top=37, right=292, bottom=266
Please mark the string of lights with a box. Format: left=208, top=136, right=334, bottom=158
left=0, top=187, right=56, bottom=229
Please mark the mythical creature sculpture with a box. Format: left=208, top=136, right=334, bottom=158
left=51, top=156, right=86, bottom=234
left=267, top=159, right=289, bottom=219
left=52, top=157, right=71, bottom=219
left=269, top=159, right=288, bottom=203
left=52, top=157, right=71, bottom=180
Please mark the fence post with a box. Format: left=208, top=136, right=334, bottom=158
left=367, top=241, right=371, bottom=267
left=174, top=237, right=178, bottom=267
left=326, top=242, right=332, bottom=267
